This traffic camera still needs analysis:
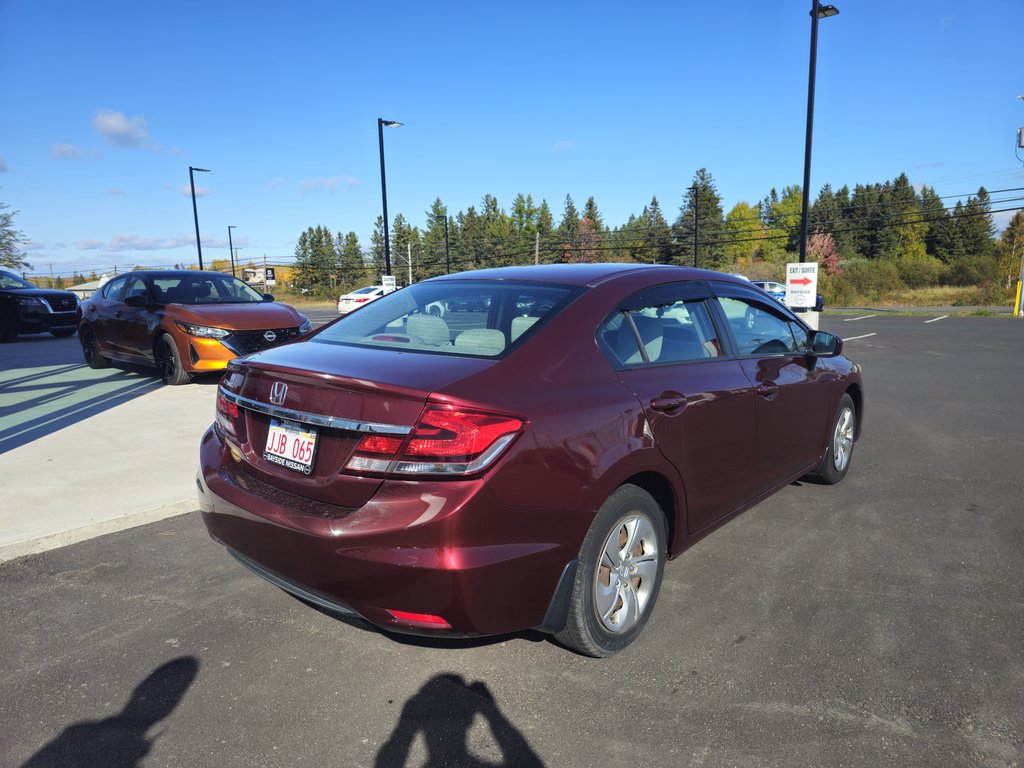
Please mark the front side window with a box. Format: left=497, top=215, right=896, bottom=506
left=313, top=280, right=582, bottom=358
left=103, top=276, right=129, bottom=302
left=716, top=296, right=803, bottom=356
left=0, top=270, right=34, bottom=290
left=598, top=284, right=721, bottom=367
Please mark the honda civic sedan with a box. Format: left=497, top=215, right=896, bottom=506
left=198, top=264, right=863, bottom=656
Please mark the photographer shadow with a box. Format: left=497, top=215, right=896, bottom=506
left=375, top=673, right=544, bottom=768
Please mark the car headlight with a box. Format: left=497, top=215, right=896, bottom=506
left=298, top=318, right=312, bottom=334
left=17, top=296, right=44, bottom=309
left=176, top=322, right=230, bottom=339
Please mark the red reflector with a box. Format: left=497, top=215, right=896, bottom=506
left=387, top=609, right=452, bottom=629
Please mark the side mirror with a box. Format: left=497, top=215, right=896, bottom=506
left=807, top=331, right=843, bottom=358
left=124, top=295, right=148, bottom=308
left=263, top=293, right=275, bottom=302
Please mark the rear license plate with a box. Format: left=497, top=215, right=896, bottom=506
left=263, top=418, right=318, bottom=475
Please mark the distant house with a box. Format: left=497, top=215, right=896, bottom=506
left=67, top=275, right=109, bottom=300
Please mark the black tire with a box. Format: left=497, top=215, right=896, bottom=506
left=156, top=336, right=192, bottom=385
left=80, top=326, right=110, bottom=369
left=0, top=312, right=17, bottom=343
left=50, top=328, right=77, bottom=338
left=556, top=484, right=667, bottom=657
left=809, top=393, right=856, bottom=484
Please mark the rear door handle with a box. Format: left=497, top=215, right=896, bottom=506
left=755, top=383, right=779, bottom=398
left=650, top=396, right=687, bottom=412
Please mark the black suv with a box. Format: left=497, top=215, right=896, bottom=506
left=0, top=269, right=80, bottom=342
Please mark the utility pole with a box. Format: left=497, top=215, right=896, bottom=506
left=444, top=215, right=450, bottom=274
left=407, top=242, right=413, bottom=286
left=535, top=232, right=540, bottom=265
left=692, top=183, right=700, bottom=269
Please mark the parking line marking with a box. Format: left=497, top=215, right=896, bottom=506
left=844, top=314, right=876, bottom=322
left=843, top=333, right=877, bottom=341
left=924, top=315, right=948, bottom=324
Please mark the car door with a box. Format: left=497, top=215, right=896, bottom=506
left=710, top=282, right=832, bottom=489
left=115, top=275, right=156, bottom=361
left=84, top=275, right=130, bottom=355
left=599, top=282, right=760, bottom=534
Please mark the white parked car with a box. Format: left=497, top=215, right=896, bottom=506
left=338, top=285, right=385, bottom=314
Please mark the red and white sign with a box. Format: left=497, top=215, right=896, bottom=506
left=785, top=262, right=819, bottom=309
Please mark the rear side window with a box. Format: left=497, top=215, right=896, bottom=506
left=313, top=280, right=583, bottom=358
left=599, top=289, right=721, bottom=367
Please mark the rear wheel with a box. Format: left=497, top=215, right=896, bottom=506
left=810, top=393, right=856, bottom=484
left=80, top=327, right=110, bottom=368
left=156, top=336, right=192, bottom=385
left=556, top=485, right=667, bottom=657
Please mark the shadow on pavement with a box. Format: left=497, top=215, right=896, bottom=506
left=375, top=673, right=544, bottom=768
left=20, top=656, right=199, bottom=768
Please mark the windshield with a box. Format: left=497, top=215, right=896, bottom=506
left=0, top=270, right=35, bottom=290
left=152, top=273, right=266, bottom=305
left=313, top=279, right=583, bottom=358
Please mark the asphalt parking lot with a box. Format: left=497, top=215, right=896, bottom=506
left=1, top=314, right=1022, bottom=767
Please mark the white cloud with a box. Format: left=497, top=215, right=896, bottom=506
left=268, top=178, right=287, bottom=190
left=298, top=175, right=359, bottom=194
left=76, top=234, right=198, bottom=252
left=52, top=143, right=85, bottom=160
left=92, top=109, right=149, bottom=148
left=178, top=185, right=210, bottom=197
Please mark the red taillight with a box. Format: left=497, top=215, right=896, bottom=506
left=216, top=391, right=244, bottom=439
left=354, top=297, right=370, bottom=303
left=345, top=405, right=525, bottom=477
left=386, top=609, right=452, bottom=630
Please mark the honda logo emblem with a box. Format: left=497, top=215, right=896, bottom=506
left=269, top=381, right=288, bottom=406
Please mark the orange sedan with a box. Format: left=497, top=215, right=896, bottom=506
left=79, top=270, right=311, bottom=384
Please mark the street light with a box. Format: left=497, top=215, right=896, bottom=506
left=378, top=118, right=403, bottom=277
left=798, top=1, right=839, bottom=263
left=189, top=166, right=211, bottom=269
left=227, top=225, right=237, bottom=277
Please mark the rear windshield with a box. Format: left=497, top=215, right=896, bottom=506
left=312, top=280, right=583, bottom=358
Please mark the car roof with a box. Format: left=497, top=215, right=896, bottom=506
left=428, top=263, right=746, bottom=288
left=108, top=270, right=238, bottom=280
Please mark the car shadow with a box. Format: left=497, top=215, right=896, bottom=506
left=19, top=656, right=199, bottom=768
left=0, top=342, right=221, bottom=454
left=375, top=673, right=545, bottom=767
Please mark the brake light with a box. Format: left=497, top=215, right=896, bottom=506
left=216, top=391, right=245, bottom=440
left=345, top=405, right=525, bottom=477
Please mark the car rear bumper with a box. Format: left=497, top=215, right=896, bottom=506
left=196, top=425, right=577, bottom=638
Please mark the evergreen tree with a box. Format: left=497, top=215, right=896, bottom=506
left=369, top=216, right=387, bottom=281
left=674, top=169, right=725, bottom=269
left=556, top=194, right=580, bottom=261
left=0, top=201, right=30, bottom=271
left=337, top=231, right=367, bottom=288
left=422, top=198, right=450, bottom=278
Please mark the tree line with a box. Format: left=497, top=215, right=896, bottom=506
left=290, top=168, right=1021, bottom=301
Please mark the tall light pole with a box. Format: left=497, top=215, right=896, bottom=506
left=798, top=2, right=839, bottom=263
left=227, top=225, right=237, bottom=277
left=189, top=166, right=211, bottom=269
left=378, top=118, right=403, bottom=277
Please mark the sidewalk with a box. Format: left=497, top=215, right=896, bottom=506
left=0, top=340, right=217, bottom=563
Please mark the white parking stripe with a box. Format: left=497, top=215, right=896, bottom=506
left=843, top=333, right=877, bottom=341
left=924, top=315, right=949, bottom=324
left=844, top=314, right=877, bottom=322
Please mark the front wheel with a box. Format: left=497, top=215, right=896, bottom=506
left=156, top=336, right=192, bottom=385
left=809, top=393, right=856, bottom=484
left=556, top=485, right=667, bottom=657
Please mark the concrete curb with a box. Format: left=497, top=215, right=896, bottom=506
left=0, top=499, right=198, bottom=565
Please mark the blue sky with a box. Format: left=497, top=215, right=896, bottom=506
left=2, top=0, right=1022, bottom=278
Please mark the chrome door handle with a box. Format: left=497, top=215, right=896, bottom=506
left=650, top=396, right=687, bottom=412
left=755, top=383, right=779, bottom=398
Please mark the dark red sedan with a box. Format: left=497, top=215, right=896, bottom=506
left=198, top=264, right=863, bottom=656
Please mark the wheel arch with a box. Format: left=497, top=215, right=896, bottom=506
left=616, top=471, right=681, bottom=557
left=844, top=382, right=864, bottom=440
